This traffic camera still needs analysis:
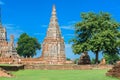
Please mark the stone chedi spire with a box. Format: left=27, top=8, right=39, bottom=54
left=0, top=25, right=6, bottom=41
left=0, top=7, right=7, bottom=55
left=41, top=5, right=66, bottom=64
left=0, top=7, right=19, bottom=58
left=0, top=9, right=6, bottom=41
left=47, top=5, right=61, bottom=38
left=8, top=35, right=19, bottom=58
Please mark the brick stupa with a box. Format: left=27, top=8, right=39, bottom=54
left=41, top=5, right=66, bottom=64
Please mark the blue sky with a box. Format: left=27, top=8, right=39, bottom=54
left=0, top=0, right=120, bottom=60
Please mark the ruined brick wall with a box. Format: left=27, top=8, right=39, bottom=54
left=21, top=58, right=45, bottom=64
left=0, top=58, right=13, bottom=64
left=24, top=64, right=113, bottom=70
left=106, top=63, right=120, bottom=78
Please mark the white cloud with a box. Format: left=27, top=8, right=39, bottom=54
left=3, top=24, right=14, bottom=29
left=61, top=25, right=74, bottom=30
left=3, top=24, right=24, bottom=41
left=60, top=21, right=76, bottom=30
left=0, top=0, right=4, bottom=5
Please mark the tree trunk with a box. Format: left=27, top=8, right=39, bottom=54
left=95, top=51, right=99, bottom=64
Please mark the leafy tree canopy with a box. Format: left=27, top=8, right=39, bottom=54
left=70, top=12, right=120, bottom=64
left=17, top=33, right=41, bottom=58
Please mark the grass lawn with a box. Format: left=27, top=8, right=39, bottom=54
left=0, top=64, right=12, bottom=66
left=0, top=69, right=119, bottom=80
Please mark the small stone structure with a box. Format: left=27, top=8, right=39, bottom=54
left=106, top=62, right=120, bottom=78
left=100, top=58, right=106, bottom=65
left=78, top=52, right=91, bottom=65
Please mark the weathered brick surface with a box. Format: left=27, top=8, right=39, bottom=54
left=106, top=63, right=120, bottom=78
left=21, top=58, right=45, bottom=64
left=78, top=52, right=91, bottom=65
left=24, top=64, right=113, bottom=70
left=0, top=22, right=19, bottom=58
left=41, top=5, right=66, bottom=64
left=0, top=58, right=13, bottom=64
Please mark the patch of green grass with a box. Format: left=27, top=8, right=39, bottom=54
left=0, top=64, right=12, bottom=66
left=0, top=70, right=119, bottom=80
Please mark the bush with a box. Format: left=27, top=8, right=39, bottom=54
left=104, top=54, right=120, bottom=64
left=66, top=58, right=71, bottom=61
left=74, top=58, right=79, bottom=64
left=91, top=58, right=100, bottom=64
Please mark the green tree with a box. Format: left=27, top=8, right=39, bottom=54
left=74, top=58, right=79, bottom=64
left=104, top=54, right=120, bottom=64
left=17, top=33, right=41, bottom=57
left=66, top=58, right=71, bottom=61
left=91, top=58, right=100, bottom=64
left=70, top=12, right=120, bottom=64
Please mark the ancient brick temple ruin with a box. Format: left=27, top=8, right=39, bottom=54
left=40, top=5, right=66, bottom=64
left=0, top=5, right=66, bottom=65
left=0, top=19, right=19, bottom=58
left=106, top=62, right=120, bottom=78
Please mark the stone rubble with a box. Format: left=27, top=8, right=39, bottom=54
left=106, top=62, right=120, bottom=78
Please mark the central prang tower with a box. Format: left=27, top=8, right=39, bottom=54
left=41, top=5, right=66, bottom=64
